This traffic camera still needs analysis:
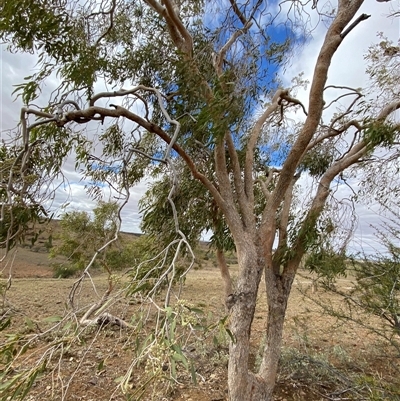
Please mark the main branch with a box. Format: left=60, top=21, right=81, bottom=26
left=21, top=97, right=232, bottom=219
left=268, top=0, right=365, bottom=215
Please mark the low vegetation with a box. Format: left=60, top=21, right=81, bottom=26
left=1, top=223, right=400, bottom=400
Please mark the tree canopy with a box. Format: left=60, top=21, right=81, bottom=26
left=1, top=1, right=399, bottom=400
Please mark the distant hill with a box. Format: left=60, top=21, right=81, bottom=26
left=4, top=219, right=215, bottom=278
left=18, top=219, right=142, bottom=253
left=2, top=219, right=142, bottom=278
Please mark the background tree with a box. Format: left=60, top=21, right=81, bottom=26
left=1, top=1, right=399, bottom=400
left=350, top=217, right=400, bottom=343
left=51, top=201, right=136, bottom=277
left=303, top=200, right=400, bottom=359
left=0, top=138, right=54, bottom=252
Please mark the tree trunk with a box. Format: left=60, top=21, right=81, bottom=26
left=227, top=248, right=296, bottom=401
left=216, top=248, right=233, bottom=301
left=258, top=268, right=296, bottom=399
left=228, top=289, right=257, bottom=400
left=227, top=242, right=267, bottom=400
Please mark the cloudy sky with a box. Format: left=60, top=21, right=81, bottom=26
left=0, top=46, right=147, bottom=233
left=282, top=0, right=399, bottom=254
left=0, top=0, right=399, bottom=253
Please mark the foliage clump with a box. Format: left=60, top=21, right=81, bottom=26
left=363, top=120, right=398, bottom=150
left=350, top=242, right=400, bottom=337
left=0, top=145, right=48, bottom=250
left=305, top=248, right=347, bottom=286
left=50, top=201, right=132, bottom=277
left=300, top=143, right=334, bottom=177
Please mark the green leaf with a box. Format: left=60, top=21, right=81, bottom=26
left=43, top=315, right=63, bottom=323
left=190, top=362, right=197, bottom=384
left=0, top=317, right=11, bottom=331
left=170, top=359, right=176, bottom=379
left=172, top=352, right=189, bottom=369
left=186, top=307, right=204, bottom=315
left=225, top=328, right=236, bottom=344
left=97, top=359, right=105, bottom=371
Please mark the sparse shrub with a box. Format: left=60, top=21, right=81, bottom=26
left=278, top=347, right=400, bottom=400
left=50, top=201, right=137, bottom=276
left=348, top=243, right=400, bottom=339
left=302, top=211, right=400, bottom=360
left=52, top=262, right=80, bottom=278
left=304, top=248, right=347, bottom=292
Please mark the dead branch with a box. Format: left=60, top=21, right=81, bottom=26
left=94, top=312, right=132, bottom=328
left=68, top=145, right=135, bottom=310
left=79, top=290, right=132, bottom=329
left=340, top=13, right=371, bottom=39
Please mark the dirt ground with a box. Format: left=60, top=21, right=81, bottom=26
left=1, top=247, right=399, bottom=401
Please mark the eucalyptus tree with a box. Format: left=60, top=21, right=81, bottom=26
left=1, top=0, right=399, bottom=400
left=50, top=201, right=135, bottom=277
left=0, top=135, right=54, bottom=251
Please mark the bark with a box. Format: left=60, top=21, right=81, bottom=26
left=227, top=239, right=265, bottom=400
left=227, top=242, right=298, bottom=401
left=259, top=268, right=296, bottom=397
left=216, top=248, right=234, bottom=301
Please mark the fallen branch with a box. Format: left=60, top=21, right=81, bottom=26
left=80, top=311, right=132, bottom=329
left=78, top=277, right=132, bottom=329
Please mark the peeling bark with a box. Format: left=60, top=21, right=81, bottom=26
left=259, top=269, right=296, bottom=396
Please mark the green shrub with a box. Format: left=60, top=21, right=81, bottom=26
left=52, top=263, right=79, bottom=278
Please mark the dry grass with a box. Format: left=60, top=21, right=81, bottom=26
left=1, top=229, right=400, bottom=400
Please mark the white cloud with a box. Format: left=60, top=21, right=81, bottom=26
left=277, top=2, right=399, bottom=254
left=0, top=45, right=149, bottom=234
left=0, top=49, right=35, bottom=130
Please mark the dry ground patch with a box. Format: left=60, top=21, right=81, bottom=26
left=1, top=254, right=400, bottom=400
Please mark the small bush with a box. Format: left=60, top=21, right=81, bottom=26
left=52, top=263, right=79, bottom=278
